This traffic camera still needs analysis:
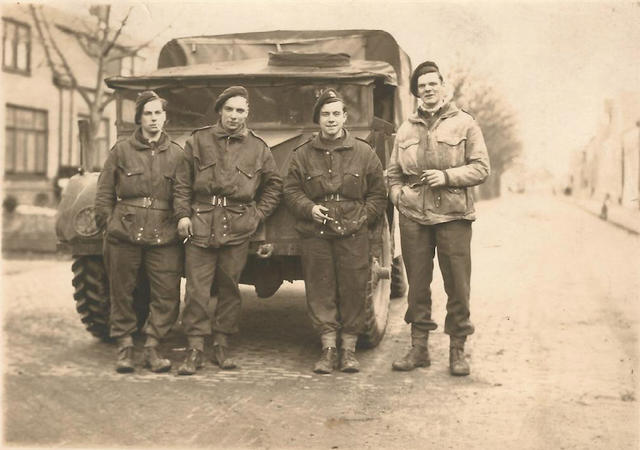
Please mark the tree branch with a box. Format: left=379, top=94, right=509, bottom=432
left=38, top=6, right=92, bottom=105
left=102, top=7, right=132, bottom=57
left=98, top=92, right=117, bottom=112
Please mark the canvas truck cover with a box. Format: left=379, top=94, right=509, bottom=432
left=110, top=30, right=414, bottom=127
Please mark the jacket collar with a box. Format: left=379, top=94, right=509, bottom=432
left=310, top=128, right=355, bottom=152
left=130, top=127, right=170, bottom=152
left=408, top=100, right=459, bottom=126
left=212, top=121, right=248, bottom=140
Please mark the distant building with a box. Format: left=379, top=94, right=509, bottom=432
left=569, top=92, right=640, bottom=210
left=2, top=4, right=145, bottom=206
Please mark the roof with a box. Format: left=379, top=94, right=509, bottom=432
left=105, top=57, right=397, bottom=89
left=158, top=29, right=410, bottom=79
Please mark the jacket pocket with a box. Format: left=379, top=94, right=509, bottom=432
left=236, top=163, right=260, bottom=196
left=117, top=164, right=145, bottom=197
left=398, top=184, right=423, bottom=214
left=398, top=138, right=420, bottom=150
left=438, top=187, right=467, bottom=214
left=227, top=203, right=260, bottom=236
left=197, top=159, right=216, bottom=171
left=436, top=131, right=466, bottom=167
left=191, top=204, right=214, bottom=239
left=341, top=171, right=363, bottom=199
left=107, top=203, right=141, bottom=243
left=237, top=164, right=257, bottom=179
left=303, top=170, right=325, bottom=200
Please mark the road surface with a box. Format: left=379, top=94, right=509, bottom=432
left=2, top=193, right=638, bottom=449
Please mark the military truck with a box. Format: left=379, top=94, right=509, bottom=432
left=56, top=30, right=411, bottom=347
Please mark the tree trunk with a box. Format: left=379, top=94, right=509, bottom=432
left=478, top=172, right=502, bottom=200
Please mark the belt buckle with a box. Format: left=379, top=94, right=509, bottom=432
left=142, top=197, right=152, bottom=208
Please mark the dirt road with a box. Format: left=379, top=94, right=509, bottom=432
left=2, top=194, right=638, bottom=449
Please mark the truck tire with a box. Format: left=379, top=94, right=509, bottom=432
left=390, top=256, right=408, bottom=298
left=72, top=255, right=150, bottom=342
left=72, top=256, right=110, bottom=340
left=358, top=217, right=392, bottom=348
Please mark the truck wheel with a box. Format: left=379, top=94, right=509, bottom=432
left=72, top=256, right=110, bottom=341
left=72, top=256, right=150, bottom=342
left=390, top=256, right=407, bottom=298
left=358, top=217, right=392, bottom=348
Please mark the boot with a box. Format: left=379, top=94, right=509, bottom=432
left=449, top=336, right=470, bottom=376
left=313, top=347, right=338, bottom=374
left=340, top=333, right=360, bottom=373
left=177, top=348, right=203, bottom=376
left=340, top=349, right=360, bottom=373
left=116, top=346, right=135, bottom=373
left=212, top=345, right=237, bottom=370
left=392, top=329, right=430, bottom=371
left=143, top=347, right=171, bottom=373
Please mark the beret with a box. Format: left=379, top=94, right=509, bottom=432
left=214, top=86, right=249, bottom=113
left=410, top=61, right=442, bottom=97
left=134, top=90, right=162, bottom=124
left=312, top=88, right=344, bottom=124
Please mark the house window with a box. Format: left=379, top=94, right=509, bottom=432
left=5, top=104, right=48, bottom=175
left=2, top=18, right=31, bottom=74
left=78, top=115, right=110, bottom=170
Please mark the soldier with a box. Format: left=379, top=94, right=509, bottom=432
left=284, top=89, right=386, bottom=374
left=95, top=90, right=183, bottom=374
left=174, top=86, right=282, bottom=375
left=388, top=61, right=490, bottom=376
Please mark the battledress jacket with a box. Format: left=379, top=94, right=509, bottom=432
left=173, top=123, right=282, bottom=248
left=387, top=101, right=490, bottom=225
left=284, top=130, right=387, bottom=239
left=95, top=128, right=183, bottom=246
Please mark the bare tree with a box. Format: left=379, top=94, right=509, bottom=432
left=448, top=66, right=523, bottom=199
left=29, top=4, right=156, bottom=169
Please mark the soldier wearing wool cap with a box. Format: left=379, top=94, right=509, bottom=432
left=95, top=90, right=183, bottom=374
left=284, top=88, right=386, bottom=374
left=388, top=61, right=490, bottom=376
left=174, top=85, right=282, bottom=375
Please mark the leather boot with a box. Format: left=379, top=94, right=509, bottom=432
left=449, top=336, right=470, bottom=376
left=116, top=346, right=135, bottom=373
left=340, top=333, right=359, bottom=373
left=392, top=330, right=430, bottom=371
left=313, top=347, right=338, bottom=374
left=177, top=348, right=203, bottom=376
left=340, top=349, right=360, bottom=373
left=144, top=347, right=171, bottom=373
left=213, top=345, right=237, bottom=370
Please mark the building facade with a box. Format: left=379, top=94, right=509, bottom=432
left=569, top=92, right=640, bottom=210
left=2, top=4, right=144, bottom=207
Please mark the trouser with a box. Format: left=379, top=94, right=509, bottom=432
left=105, top=237, right=182, bottom=342
left=300, top=230, right=370, bottom=337
left=399, top=215, right=474, bottom=337
left=182, top=241, right=250, bottom=342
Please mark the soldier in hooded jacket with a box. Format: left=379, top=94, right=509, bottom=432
left=284, top=89, right=386, bottom=374
left=95, top=91, right=183, bottom=374
left=173, top=86, right=282, bottom=375
left=388, top=61, right=490, bottom=376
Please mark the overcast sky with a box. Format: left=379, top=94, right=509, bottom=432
left=69, top=1, right=640, bottom=178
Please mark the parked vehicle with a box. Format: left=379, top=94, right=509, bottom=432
left=56, top=30, right=411, bottom=346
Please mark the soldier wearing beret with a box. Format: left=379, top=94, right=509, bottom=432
left=174, top=86, right=282, bottom=375
left=95, top=90, right=183, bottom=373
left=284, top=89, right=386, bottom=374
left=388, top=61, right=490, bottom=376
